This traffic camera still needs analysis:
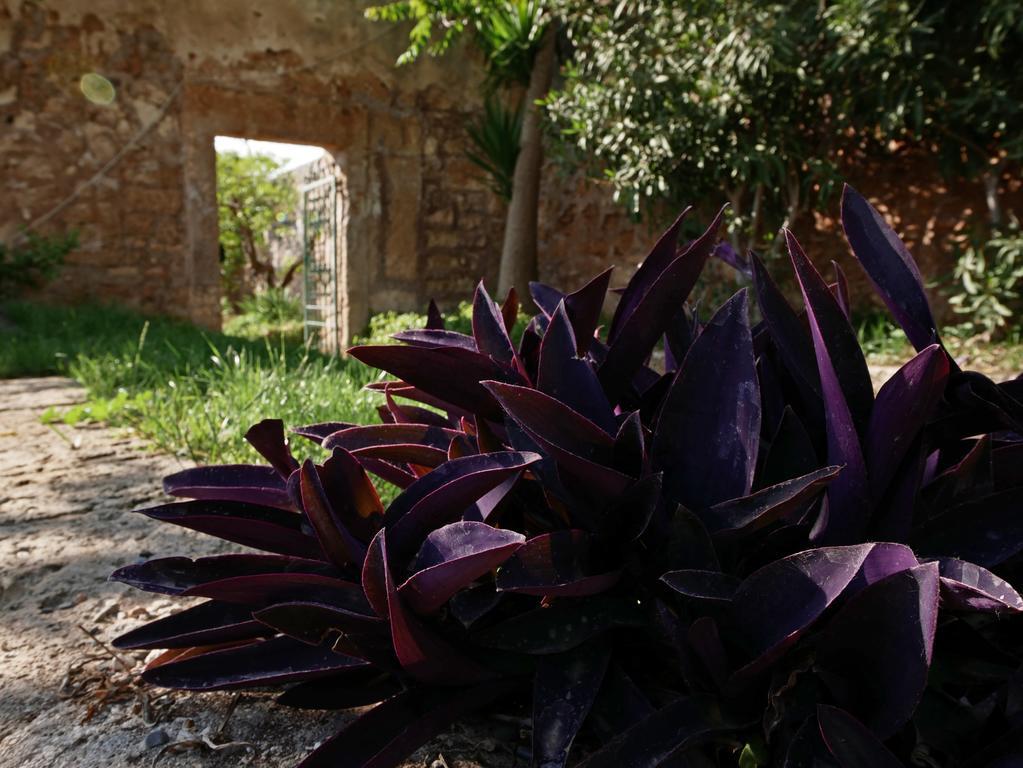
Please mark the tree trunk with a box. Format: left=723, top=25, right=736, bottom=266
left=497, top=24, right=557, bottom=307
left=982, top=163, right=1005, bottom=229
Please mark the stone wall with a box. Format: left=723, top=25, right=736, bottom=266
left=2, top=0, right=1018, bottom=344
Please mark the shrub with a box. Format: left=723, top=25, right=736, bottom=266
left=223, top=287, right=304, bottom=340
left=949, top=221, right=1023, bottom=340
left=112, top=185, right=1023, bottom=767
left=0, top=231, right=77, bottom=298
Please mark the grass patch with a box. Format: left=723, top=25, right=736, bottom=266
left=854, top=308, right=1023, bottom=375
left=2, top=300, right=387, bottom=467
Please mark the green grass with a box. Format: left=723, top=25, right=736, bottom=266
left=853, top=307, right=1023, bottom=375
left=1, top=300, right=387, bottom=466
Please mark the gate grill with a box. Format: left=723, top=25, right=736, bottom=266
left=301, top=175, right=339, bottom=352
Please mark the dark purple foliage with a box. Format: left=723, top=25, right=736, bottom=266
left=114, top=185, right=1023, bottom=767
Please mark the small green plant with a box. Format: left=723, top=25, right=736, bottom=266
left=949, top=220, right=1023, bottom=339
left=854, top=310, right=911, bottom=360
left=0, top=231, right=78, bottom=298
left=223, top=288, right=304, bottom=341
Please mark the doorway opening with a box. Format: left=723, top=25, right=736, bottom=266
left=213, top=136, right=346, bottom=352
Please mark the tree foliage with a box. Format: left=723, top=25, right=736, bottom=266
left=366, top=0, right=546, bottom=87
left=216, top=152, right=300, bottom=298
left=544, top=0, right=1023, bottom=249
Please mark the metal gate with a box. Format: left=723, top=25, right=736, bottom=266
left=301, top=173, right=339, bottom=352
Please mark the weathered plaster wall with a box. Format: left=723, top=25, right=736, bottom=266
left=2, top=0, right=1017, bottom=342
left=1, top=0, right=513, bottom=339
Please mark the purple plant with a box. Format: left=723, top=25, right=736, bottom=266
left=113, top=185, right=1023, bottom=767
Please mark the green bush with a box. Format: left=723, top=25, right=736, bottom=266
left=949, top=222, right=1023, bottom=339
left=223, top=287, right=304, bottom=341
left=0, top=231, right=78, bottom=298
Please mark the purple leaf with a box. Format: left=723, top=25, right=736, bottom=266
left=612, top=411, right=646, bottom=478
left=787, top=231, right=871, bottom=544
left=253, top=601, right=385, bottom=645
left=292, top=422, right=354, bottom=444
left=787, top=230, right=873, bottom=433
left=474, top=596, right=645, bottom=654
left=700, top=466, right=840, bottom=536
left=759, top=406, right=819, bottom=489
left=817, top=705, right=905, bottom=768
left=663, top=304, right=699, bottom=373
left=529, top=281, right=565, bottom=317
left=575, top=695, right=739, bottom=768
left=934, top=557, right=1023, bottom=613
left=385, top=451, right=540, bottom=559
left=913, top=489, right=1023, bottom=567
left=660, top=569, right=740, bottom=602
left=391, top=328, right=478, bottom=351
left=727, top=543, right=917, bottom=671
left=348, top=345, right=524, bottom=420
left=872, top=437, right=926, bottom=542
left=366, top=381, right=471, bottom=422
left=245, top=418, right=299, bottom=478
left=609, top=207, right=691, bottom=343
left=373, top=530, right=492, bottom=685
left=383, top=391, right=453, bottom=428
left=815, top=563, right=939, bottom=739
left=537, top=301, right=616, bottom=433
left=866, top=345, right=949, bottom=499
left=113, top=601, right=271, bottom=650
left=501, top=286, right=519, bottom=333
left=485, top=381, right=615, bottom=461
left=181, top=572, right=369, bottom=612
left=323, top=424, right=460, bottom=468
left=652, top=290, right=761, bottom=509
left=142, top=635, right=364, bottom=691
left=315, top=448, right=385, bottom=542
left=713, top=241, right=751, bottom=277
left=163, top=465, right=293, bottom=510
left=841, top=185, right=939, bottom=351
left=110, top=553, right=336, bottom=596
left=426, top=299, right=444, bottom=329
left=472, top=281, right=517, bottom=367
left=562, top=267, right=614, bottom=355
left=598, top=472, right=661, bottom=542
left=587, top=664, right=656, bottom=743
left=300, top=459, right=368, bottom=569
left=496, top=530, right=621, bottom=597
left=398, top=521, right=524, bottom=614
left=297, top=682, right=516, bottom=768
left=136, top=500, right=322, bottom=559
left=600, top=207, right=725, bottom=401
left=533, top=642, right=611, bottom=768
left=361, top=529, right=389, bottom=619
left=483, top=381, right=634, bottom=497
left=277, top=669, right=401, bottom=710
left=920, top=435, right=992, bottom=513
left=359, top=457, right=417, bottom=490
left=830, top=261, right=852, bottom=320
left=750, top=251, right=821, bottom=402
left=688, top=616, right=731, bottom=687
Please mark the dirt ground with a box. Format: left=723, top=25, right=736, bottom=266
left=0, top=378, right=519, bottom=768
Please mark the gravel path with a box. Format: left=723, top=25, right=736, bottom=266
left=0, top=378, right=509, bottom=768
